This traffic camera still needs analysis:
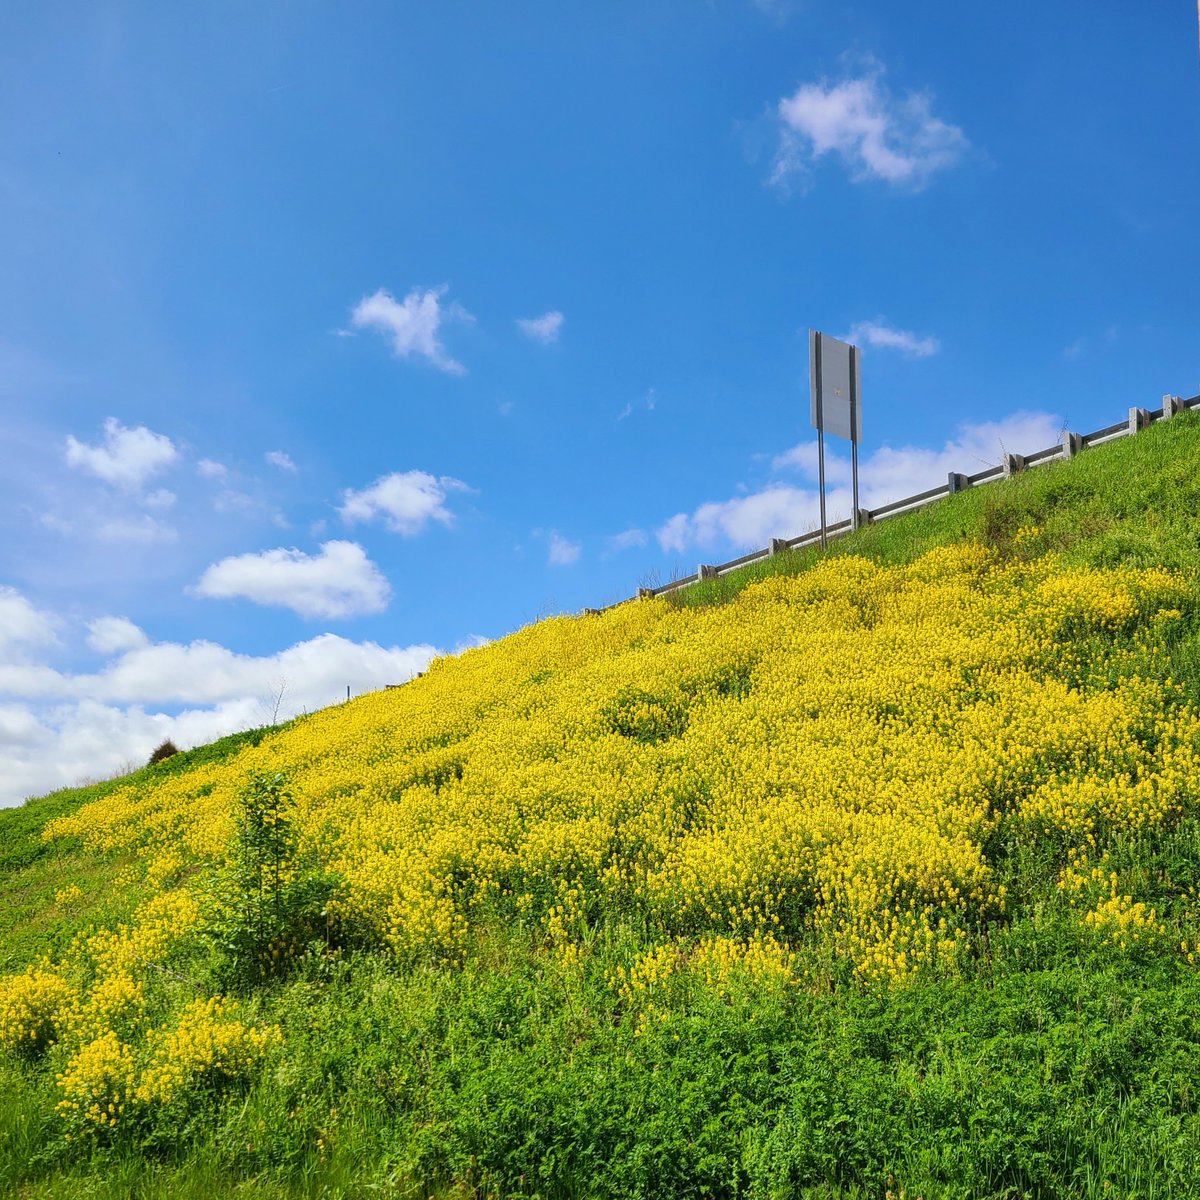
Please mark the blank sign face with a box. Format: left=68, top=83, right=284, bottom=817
left=809, top=330, right=860, bottom=442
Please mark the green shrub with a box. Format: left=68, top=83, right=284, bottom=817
left=204, top=771, right=338, bottom=988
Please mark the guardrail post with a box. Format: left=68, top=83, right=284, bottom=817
left=636, top=587, right=653, bottom=600
left=1061, top=431, right=1083, bottom=458
left=1003, top=453, right=1026, bottom=477
left=1162, top=394, right=1184, bottom=419
left=768, top=538, right=788, bottom=556
left=1129, top=406, right=1151, bottom=433
left=854, top=508, right=873, bottom=527
left=947, top=471, right=970, bottom=493
left=698, top=564, right=719, bottom=581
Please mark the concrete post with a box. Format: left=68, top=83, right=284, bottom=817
left=1162, top=394, right=1184, bottom=419
left=1003, top=453, right=1026, bottom=477
left=1128, top=406, right=1151, bottom=433
left=947, top=471, right=970, bottom=493
left=698, top=564, right=719, bottom=581
left=768, top=538, right=788, bottom=556
left=1061, top=431, right=1084, bottom=458
left=636, top=587, right=653, bottom=600
left=854, top=508, right=873, bottom=527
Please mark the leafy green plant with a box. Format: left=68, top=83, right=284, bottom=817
left=205, top=771, right=337, bottom=988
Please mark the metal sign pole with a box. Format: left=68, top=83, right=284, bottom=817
left=849, top=342, right=860, bottom=531
left=813, top=332, right=827, bottom=549
left=817, top=424, right=827, bottom=550
left=851, top=439, right=858, bottom=532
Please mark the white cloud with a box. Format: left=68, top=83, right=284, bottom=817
left=65, top=417, right=179, bottom=490
left=350, top=285, right=471, bottom=375
left=516, top=310, right=564, bottom=344
left=842, top=319, right=940, bottom=357
left=197, top=458, right=228, bottom=479
left=0, top=587, right=58, bottom=657
left=338, top=470, right=470, bottom=536
left=454, top=634, right=491, bottom=654
left=0, top=631, right=440, bottom=808
left=860, top=412, right=1062, bottom=500
left=659, top=411, right=1063, bottom=553
left=193, top=540, right=390, bottom=619
left=77, top=632, right=431, bottom=707
left=658, top=487, right=820, bottom=553
left=769, top=441, right=852, bottom=484
left=87, top=616, right=149, bottom=655
left=548, top=532, right=581, bottom=566
left=773, top=61, right=968, bottom=190
left=1, top=631, right=436, bottom=709
left=656, top=513, right=691, bottom=555
left=265, top=450, right=297, bottom=472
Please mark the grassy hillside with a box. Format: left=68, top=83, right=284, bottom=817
left=4, top=411, right=1200, bottom=1199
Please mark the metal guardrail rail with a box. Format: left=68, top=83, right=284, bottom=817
left=628, top=392, right=1200, bottom=603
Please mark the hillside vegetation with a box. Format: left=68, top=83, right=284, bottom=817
left=4, top=411, right=1200, bottom=1199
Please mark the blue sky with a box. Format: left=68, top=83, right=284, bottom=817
left=1, top=2, right=1197, bottom=804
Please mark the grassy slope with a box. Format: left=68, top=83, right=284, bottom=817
left=3, top=412, right=1200, bottom=1200
left=0, top=727, right=281, bottom=975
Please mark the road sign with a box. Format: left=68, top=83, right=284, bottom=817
left=808, top=330, right=862, bottom=546
left=809, top=330, right=861, bottom=443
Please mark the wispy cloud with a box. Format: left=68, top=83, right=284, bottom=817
left=142, top=488, right=176, bottom=510
left=350, top=285, right=472, bottom=375
left=749, top=0, right=795, bottom=24
left=265, top=450, right=297, bottom=472
left=1063, top=327, right=1117, bottom=362
left=772, top=58, right=968, bottom=191
left=547, top=532, right=581, bottom=566
left=95, top=515, right=178, bottom=544
left=338, top=470, right=471, bottom=536
left=193, top=540, right=390, bottom=619
left=618, top=387, right=657, bottom=421
left=516, top=310, right=564, bottom=344
left=43, top=512, right=178, bottom=544
left=65, top=417, right=179, bottom=491
left=841, top=319, right=940, bottom=357
left=607, top=528, right=648, bottom=553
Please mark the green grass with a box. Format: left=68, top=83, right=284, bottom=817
left=8, top=929, right=1200, bottom=1198
left=5, top=413, right=1200, bottom=1198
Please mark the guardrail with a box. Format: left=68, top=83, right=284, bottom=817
left=630, top=392, right=1200, bottom=602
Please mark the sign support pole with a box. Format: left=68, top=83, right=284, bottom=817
left=813, top=332, right=827, bottom=549
left=817, top=424, right=827, bottom=550
left=849, top=342, right=860, bottom=531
